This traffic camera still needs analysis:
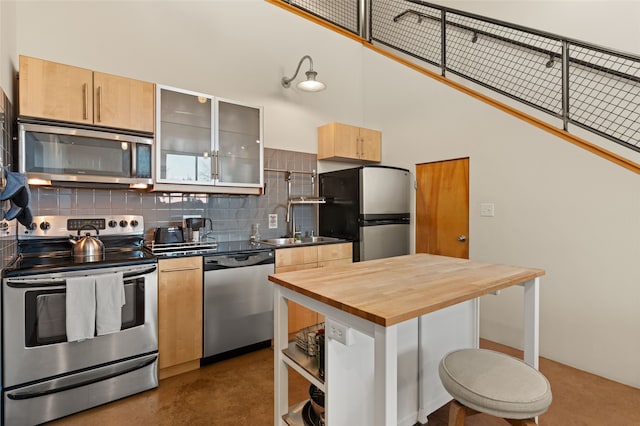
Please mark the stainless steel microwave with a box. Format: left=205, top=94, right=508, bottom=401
left=18, top=122, right=153, bottom=187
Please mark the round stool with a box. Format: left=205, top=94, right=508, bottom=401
left=438, top=349, right=552, bottom=426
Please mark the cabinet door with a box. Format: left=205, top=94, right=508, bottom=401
left=93, top=72, right=154, bottom=133
left=216, top=99, right=263, bottom=187
left=331, top=122, right=360, bottom=159
left=275, top=246, right=318, bottom=270
left=19, top=55, right=93, bottom=124
left=158, top=257, right=203, bottom=370
left=157, top=85, right=214, bottom=184
left=317, top=242, right=352, bottom=263
left=358, top=127, right=382, bottom=162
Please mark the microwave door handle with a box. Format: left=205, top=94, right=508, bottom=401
left=131, top=143, right=137, bottom=177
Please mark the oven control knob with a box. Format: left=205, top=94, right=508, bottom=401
left=108, top=220, right=118, bottom=228
left=39, top=221, right=50, bottom=231
left=28, top=222, right=38, bottom=231
left=119, top=220, right=128, bottom=228
left=130, top=219, right=139, bottom=228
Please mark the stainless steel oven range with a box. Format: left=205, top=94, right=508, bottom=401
left=2, top=215, right=158, bottom=425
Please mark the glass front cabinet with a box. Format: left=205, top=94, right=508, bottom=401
left=155, top=85, right=263, bottom=194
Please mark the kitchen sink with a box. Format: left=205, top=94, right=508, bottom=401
left=259, top=236, right=343, bottom=246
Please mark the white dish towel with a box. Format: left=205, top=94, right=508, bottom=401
left=65, top=276, right=96, bottom=342
left=95, top=272, right=125, bottom=336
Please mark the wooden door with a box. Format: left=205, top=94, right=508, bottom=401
left=93, top=72, right=155, bottom=132
left=416, top=158, right=469, bottom=258
left=19, top=55, right=93, bottom=124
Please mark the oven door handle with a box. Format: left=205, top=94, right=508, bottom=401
left=5, top=265, right=157, bottom=288
left=5, top=353, right=158, bottom=401
left=123, top=265, right=157, bottom=279
left=6, top=279, right=66, bottom=288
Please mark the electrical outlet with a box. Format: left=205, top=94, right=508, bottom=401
left=268, top=214, right=278, bottom=229
left=326, top=318, right=350, bottom=346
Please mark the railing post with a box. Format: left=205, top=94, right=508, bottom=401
left=562, top=41, right=570, bottom=132
left=361, top=0, right=370, bottom=41
left=440, top=9, right=447, bottom=77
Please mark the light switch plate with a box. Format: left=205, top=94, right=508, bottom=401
left=268, top=214, right=278, bottom=229
left=480, top=203, right=495, bottom=217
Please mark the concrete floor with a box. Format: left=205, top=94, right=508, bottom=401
left=50, top=340, right=640, bottom=425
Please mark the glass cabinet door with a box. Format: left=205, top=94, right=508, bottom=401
left=157, top=86, right=213, bottom=184
left=215, top=99, right=263, bottom=187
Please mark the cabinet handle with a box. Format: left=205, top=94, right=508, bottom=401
left=96, top=86, right=102, bottom=122
left=211, top=151, right=219, bottom=181
left=160, top=267, right=201, bottom=273
left=82, top=83, right=88, bottom=120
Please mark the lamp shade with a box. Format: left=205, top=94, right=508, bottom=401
left=297, top=71, right=326, bottom=92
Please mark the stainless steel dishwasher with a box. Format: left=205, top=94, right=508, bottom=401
left=202, top=249, right=275, bottom=361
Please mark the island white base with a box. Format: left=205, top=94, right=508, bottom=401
left=325, top=300, right=478, bottom=426
left=275, top=284, right=478, bottom=425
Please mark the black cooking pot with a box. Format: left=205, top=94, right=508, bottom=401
left=154, top=226, right=184, bottom=244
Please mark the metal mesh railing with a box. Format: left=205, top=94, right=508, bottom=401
left=370, top=3, right=442, bottom=67
left=283, top=0, right=360, bottom=35
left=568, top=43, right=640, bottom=147
left=278, top=0, right=640, bottom=154
left=443, top=12, right=564, bottom=116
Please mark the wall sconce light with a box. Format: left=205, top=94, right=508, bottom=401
left=281, top=55, right=326, bottom=92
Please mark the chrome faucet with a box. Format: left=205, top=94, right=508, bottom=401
left=286, top=199, right=295, bottom=238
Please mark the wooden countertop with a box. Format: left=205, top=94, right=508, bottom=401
left=268, top=253, right=545, bottom=327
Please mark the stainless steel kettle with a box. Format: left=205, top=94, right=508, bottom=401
left=69, top=225, right=105, bottom=262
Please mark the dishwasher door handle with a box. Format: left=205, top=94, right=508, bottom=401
left=204, top=251, right=274, bottom=269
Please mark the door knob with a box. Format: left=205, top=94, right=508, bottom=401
left=457, top=235, right=467, bottom=242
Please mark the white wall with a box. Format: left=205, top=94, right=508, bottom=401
left=13, top=1, right=640, bottom=388
left=14, top=1, right=364, bottom=154
left=365, top=1, right=640, bottom=388
left=365, top=50, right=640, bottom=387
left=0, top=0, right=16, bottom=100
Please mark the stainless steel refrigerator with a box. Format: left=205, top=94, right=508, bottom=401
left=319, top=165, right=410, bottom=262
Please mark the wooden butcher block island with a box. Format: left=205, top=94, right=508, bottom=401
left=269, top=253, right=545, bottom=327
left=269, top=254, right=545, bottom=426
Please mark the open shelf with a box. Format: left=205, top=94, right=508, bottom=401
left=282, top=400, right=308, bottom=426
left=282, top=341, right=324, bottom=391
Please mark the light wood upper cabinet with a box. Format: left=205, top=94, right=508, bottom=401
left=275, top=243, right=352, bottom=335
left=92, top=71, right=155, bottom=132
left=317, top=122, right=381, bottom=163
left=19, top=55, right=154, bottom=133
left=158, top=256, right=203, bottom=379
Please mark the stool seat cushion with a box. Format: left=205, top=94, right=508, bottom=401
left=439, top=349, right=552, bottom=419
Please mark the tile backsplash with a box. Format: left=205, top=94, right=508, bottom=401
left=0, top=88, right=17, bottom=269
left=25, top=148, right=320, bottom=244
